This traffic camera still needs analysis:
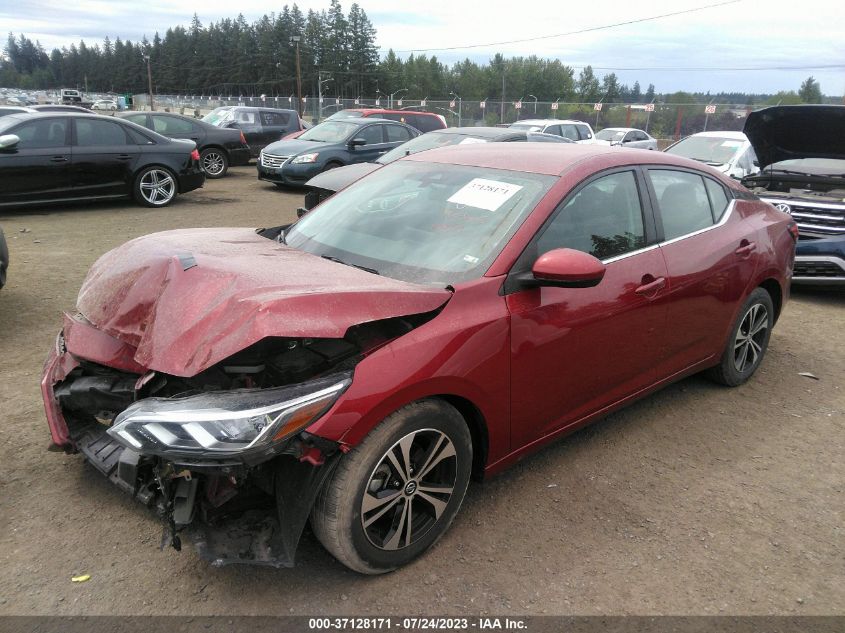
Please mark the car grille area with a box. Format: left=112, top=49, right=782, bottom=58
left=261, top=153, right=289, bottom=168
left=793, top=260, right=845, bottom=278
left=763, top=198, right=845, bottom=237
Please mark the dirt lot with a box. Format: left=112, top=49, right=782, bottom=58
left=0, top=167, right=842, bottom=616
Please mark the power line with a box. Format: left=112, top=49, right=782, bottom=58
left=386, top=0, right=742, bottom=53
left=576, top=63, right=845, bottom=72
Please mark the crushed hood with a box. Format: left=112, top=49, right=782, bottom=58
left=77, top=228, right=451, bottom=377
left=744, top=105, right=845, bottom=168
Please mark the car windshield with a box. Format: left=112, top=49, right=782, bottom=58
left=377, top=132, right=488, bottom=165
left=596, top=129, right=626, bottom=141
left=327, top=110, right=364, bottom=120
left=285, top=161, right=556, bottom=285
left=202, top=108, right=234, bottom=126
left=666, top=136, right=744, bottom=165
left=299, top=121, right=359, bottom=143
left=767, top=158, right=845, bottom=176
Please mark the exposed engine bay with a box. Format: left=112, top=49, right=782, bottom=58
left=49, top=314, right=435, bottom=567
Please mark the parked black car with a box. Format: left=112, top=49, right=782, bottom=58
left=0, top=225, right=8, bottom=290
left=119, top=111, right=251, bottom=178
left=0, top=112, right=204, bottom=208
left=301, top=126, right=571, bottom=210
left=258, top=118, right=420, bottom=188
left=202, top=106, right=302, bottom=158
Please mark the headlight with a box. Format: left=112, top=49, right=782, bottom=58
left=291, top=153, right=319, bottom=164
left=107, top=373, right=350, bottom=458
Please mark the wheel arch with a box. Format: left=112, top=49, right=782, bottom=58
left=433, top=394, right=489, bottom=481
left=132, top=163, right=180, bottom=192
left=201, top=144, right=229, bottom=159
left=758, top=277, right=783, bottom=324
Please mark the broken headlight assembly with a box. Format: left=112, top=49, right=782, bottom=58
left=107, top=372, right=351, bottom=459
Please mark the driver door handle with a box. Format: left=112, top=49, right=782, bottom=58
left=50, top=156, right=68, bottom=162
left=635, top=275, right=666, bottom=296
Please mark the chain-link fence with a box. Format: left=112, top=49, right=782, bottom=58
left=133, top=93, right=763, bottom=141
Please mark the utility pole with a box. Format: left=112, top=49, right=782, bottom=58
left=501, top=71, right=506, bottom=124
left=142, top=53, right=155, bottom=111
left=291, top=36, right=302, bottom=117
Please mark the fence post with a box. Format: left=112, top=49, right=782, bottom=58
left=674, top=107, right=684, bottom=140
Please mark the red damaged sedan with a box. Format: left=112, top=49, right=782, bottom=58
left=41, top=144, right=795, bottom=574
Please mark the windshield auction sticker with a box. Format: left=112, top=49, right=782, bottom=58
left=447, top=178, right=523, bottom=211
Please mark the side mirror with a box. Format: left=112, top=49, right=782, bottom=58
left=523, top=248, right=606, bottom=288
left=349, top=137, right=366, bottom=147
left=225, top=121, right=240, bottom=129
left=752, top=159, right=760, bottom=167
left=0, top=134, right=20, bottom=150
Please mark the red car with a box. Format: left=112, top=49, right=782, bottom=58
left=41, top=144, right=796, bottom=574
left=283, top=108, right=447, bottom=140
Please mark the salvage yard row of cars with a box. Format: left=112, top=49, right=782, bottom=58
left=0, top=104, right=843, bottom=575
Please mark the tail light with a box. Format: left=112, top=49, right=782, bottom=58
left=239, top=131, right=247, bottom=145
left=190, top=149, right=200, bottom=161
left=788, top=222, right=799, bottom=242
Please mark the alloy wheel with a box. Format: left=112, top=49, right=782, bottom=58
left=733, top=303, right=769, bottom=373
left=361, top=428, right=457, bottom=551
left=139, top=169, right=175, bottom=205
left=201, top=151, right=225, bottom=176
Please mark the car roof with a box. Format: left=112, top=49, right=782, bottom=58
left=428, top=127, right=516, bottom=139
left=343, top=108, right=439, bottom=117
left=601, top=127, right=642, bottom=133
left=403, top=142, right=718, bottom=176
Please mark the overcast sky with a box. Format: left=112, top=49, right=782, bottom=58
left=3, top=0, right=844, bottom=95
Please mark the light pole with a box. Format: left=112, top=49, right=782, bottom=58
left=290, top=35, right=302, bottom=116
left=528, top=94, right=538, bottom=115
left=318, top=72, right=333, bottom=122
left=142, top=53, right=154, bottom=111
left=449, top=91, right=462, bottom=126
left=389, top=88, right=407, bottom=110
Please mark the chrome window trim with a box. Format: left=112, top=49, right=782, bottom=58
left=658, top=199, right=736, bottom=247
left=601, top=243, right=660, bottom=265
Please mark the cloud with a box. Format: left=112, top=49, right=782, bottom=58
left=3, top=0, right=843, bottom=94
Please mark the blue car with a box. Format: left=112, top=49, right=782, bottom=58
left=257, top=118, right=419, bottom=187
left=742, top=105, right=845, bottom=285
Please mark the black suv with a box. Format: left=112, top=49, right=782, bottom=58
left=202, top=107, right=303, bottom=157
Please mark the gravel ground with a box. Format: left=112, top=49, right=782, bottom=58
left=0, top=167, right=842, bottom=616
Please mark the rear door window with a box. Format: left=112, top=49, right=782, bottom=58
left=74, top=119, right=129, bottom=146
left=560, top=124, right=580, bottom=141
left=385, top=124, right=412, bottom=142
left=260, top=110, right=291, bottom=128
left=576, top=124, right=592, bottom=140
left=412, top=115, right=442, bottom=132
left=152, top=116, right=195, bottom=135
left=123, top=113, right=148, bottom=127
left=649, top=169, right=715, bottom=240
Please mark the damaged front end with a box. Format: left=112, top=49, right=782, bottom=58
left=41, top=311, right=425, bottom=567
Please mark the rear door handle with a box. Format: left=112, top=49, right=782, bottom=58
left=50, top=156, right=68, bottom=162
left=117, top=154, right=133, bottom=160
left=735, top=239, right=756, bottom=256
left=635, top=275, right=666, bottom=295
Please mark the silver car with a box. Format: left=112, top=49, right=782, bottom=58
left=594, top=127, right=658, bottom=150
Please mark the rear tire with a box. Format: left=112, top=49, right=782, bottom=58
left=133, top=166, right=177, bottom=208
left=200, top=148, right=228, bottom=178
left=311, top=400, right=472, bottom=574
left=706, top=287, right=774, bottom=386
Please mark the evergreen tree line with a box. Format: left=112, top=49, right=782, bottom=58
left=0, top=0, right=829, bottom=106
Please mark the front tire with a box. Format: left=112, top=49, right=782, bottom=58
left=311, top=400, right=472, bottom=574
left=706, top=287, right=774, bottom=386
left=200, top=148, right=228, bottom=178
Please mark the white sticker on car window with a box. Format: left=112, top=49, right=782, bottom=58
left=447, top=178, right=523, bottom=211
left=458, top=137, right=488, bottom=145
left=463, top=254, right=480, bottom=264
left=721, top=140, right=743, bottom=147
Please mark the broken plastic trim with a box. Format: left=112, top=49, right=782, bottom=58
left=107, top=372, right=351, bottom=460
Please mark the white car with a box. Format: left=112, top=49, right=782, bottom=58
left=509, top=119, right=596, bottom=144
left=92, top=99, right=118, bottom=111
left=594, top=127, right=657, bottom=150
left=664, top=131, right=758, bottom=179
